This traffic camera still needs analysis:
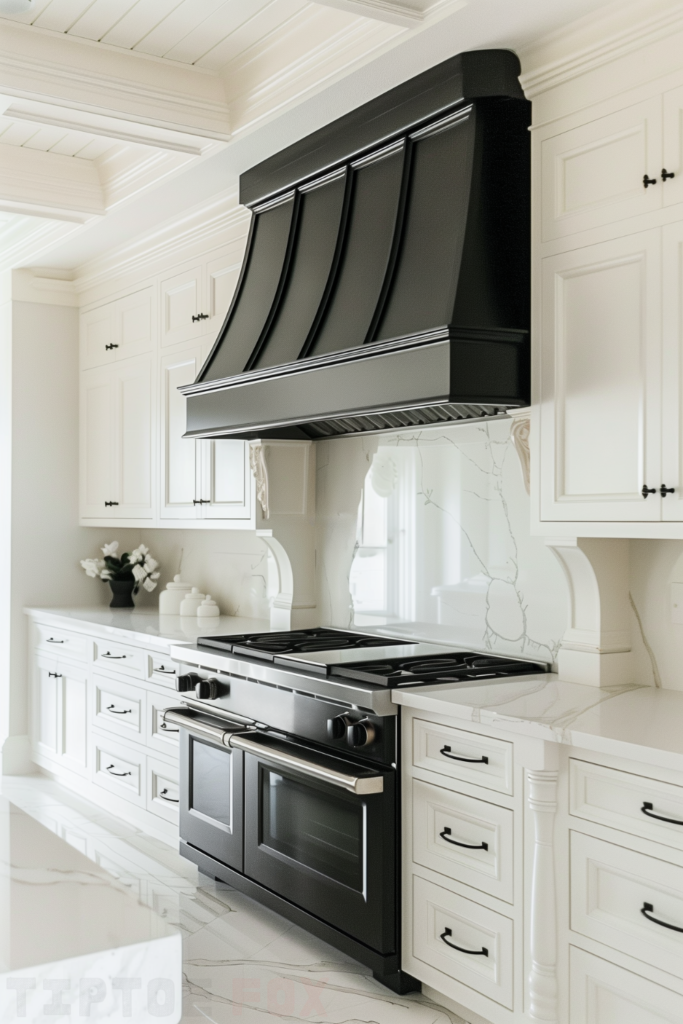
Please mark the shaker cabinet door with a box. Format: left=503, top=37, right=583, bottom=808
left=160, top=342, right=203, bottom=520
left=199, top=439, right=253, bottom=522
left=160, top=265, right=203, bottom=347
left=80, top=364, right=115, bottom=519
left=540, top=229, right=662, bottom=521
left=661, top=220, right=683, bottom=520
left=111, top=354, right=154, bottom=520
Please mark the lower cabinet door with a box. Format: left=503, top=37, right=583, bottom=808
left=93, top=733, right=145, bottom=806
left=60, top=661, right=88, bottom=776
left=412, top=875, right=513, bottom=1009
left=570, top=946, right=683, bottom=1023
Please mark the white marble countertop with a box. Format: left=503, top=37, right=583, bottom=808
left=24, top=606, right=270, bottom=650
left=0, top=796, right=181, bottom=1022
left=393, top=674, right=683, bottom=773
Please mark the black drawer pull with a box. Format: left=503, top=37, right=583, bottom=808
left=439, top=826, right=488, bottom=850
left=160, top=722, right=180, bottom=733
left=102, top=652, right=126, bottom=659
left=106, top=704, right=131, bottom=715
left=159, top=788, right=179, bottom=803
left=641, top=802, right=683, bottom=826
left=155, top=666, right=176, bottom=674
left=105, top=764, right=131, bottom=777
left=440, top=745, right=488, bottom=764
left=641, top=902, right=683, bottom=933
left=46, top=638, right=65, bottom=643
left=440, top=927, right=488, bottom=956
left=48, top=672, right=63, bottom=678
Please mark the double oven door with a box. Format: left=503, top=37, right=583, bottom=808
left=178, top=715, right=396, bottom=955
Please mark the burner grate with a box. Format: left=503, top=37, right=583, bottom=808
left=197, top=627, right=405, bottom=660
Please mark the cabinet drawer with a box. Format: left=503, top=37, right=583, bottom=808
left=93, top=735, right=144, bottom=805
left=35, top=623, right=89, bottom=663
left=412, top=875, right=513, bottom=1008
left=147, top=756, right=179, bottom=824
left=93, top=675, right=142, bottom=739
left=570, top=946, right=683, bottom=1023
left=146, top=689, right=180, bottom=756
left=412, top=779, right=513, bottom=903
left=412, top=718, right=513, bottom=795
left=571, top=831, right=683, bottom=979
left=570, top=759, right=683, bottom=853
left=147, top=655, right=180, bottom=688
left=93, top=639, right=146, bottom=678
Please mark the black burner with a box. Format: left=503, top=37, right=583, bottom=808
left=331, top=651, right=545, bottom=685
left=197, top=628, right=406, bottom=661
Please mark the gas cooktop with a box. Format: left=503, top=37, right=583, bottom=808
left=195, top=628, right=547, bottom=686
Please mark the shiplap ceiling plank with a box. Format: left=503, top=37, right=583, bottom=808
left=50, top=129, right=101, bottom=156
left=162, top=0, right=277, bottom=66
left=74, top=137, right=118, bottom=159
left=196, top=0, right=310, bottom=71
left=99, top=0, right=186, bottom=48
left=21, top=125, right=71, bottom=151
left=0, top=121, right=40, bottom=147
left=33, top=0, right=98, bottom=33
left=132, top=0, right=235, bottom=58
left=4, top=0, right=54, bottom=25
left=68, top=0, right=141, bottom=41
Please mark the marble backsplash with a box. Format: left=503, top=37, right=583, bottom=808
left=315, top=419, right=569, bottom=669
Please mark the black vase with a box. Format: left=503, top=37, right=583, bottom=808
left=109, top=580, right=136, bottom=608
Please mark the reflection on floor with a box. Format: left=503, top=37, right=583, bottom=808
left=1, top=775, right=470, bottom=1024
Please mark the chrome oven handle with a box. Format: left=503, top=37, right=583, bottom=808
left=228, top=733, right=384, bottom=796
left=163, top=708, right=243, bottom=746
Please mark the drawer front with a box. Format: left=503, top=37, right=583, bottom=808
left=36, top=623, right=89, bottom=663
left=571, top=831, right=683, bottom=979
left=93, top=675, right=142, bottom=739
left=412, top=875, right=513, bottom=1008
left=93, top=639, right=146, bottom=678
left=570, top=946, right=683, bottom=1023
left=570, top=759, right=683, bottom=852
left=93, top=736, right=144, bottom=805
left=412, top=779, right=514, bottom=903
left=413, top=718, right=513, bottom=795
left=147, top=655, right=180, bottom=689
left=146, top=690, right=181, bottom=755
left=147, top=756, right=179, bottom=824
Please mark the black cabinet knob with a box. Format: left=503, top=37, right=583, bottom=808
left=660, top=484, right=675, bottom=497
left=176, top=672, right=202, bottom=693
left=641, top=485, right=656, bottom=498
left=346, top=718, right=376, bottom=748
left=194, top=678, right=219, bottom=700
left=662, top=168, right=676, bottom=181
left=643, top=174, right=657, bottom=188
left=327, top=714, right=353, bottom=740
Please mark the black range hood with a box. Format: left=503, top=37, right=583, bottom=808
left=182, top=49, right=531, bottom=441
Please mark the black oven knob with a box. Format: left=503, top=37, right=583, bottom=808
left=327, top=714, right=353, bottom=740
left=195, top=678, right=219, bottom=700
left=346, top=718, right=376, bottom=748
left=177, top=672, right=202, bottom=693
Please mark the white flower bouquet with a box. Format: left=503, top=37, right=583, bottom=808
left=81, top=542, right=161, bottom=596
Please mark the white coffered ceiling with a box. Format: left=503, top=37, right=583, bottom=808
left=0, top=0, right=623, bottom=274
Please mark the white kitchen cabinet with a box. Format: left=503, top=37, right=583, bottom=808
left=569, top=946, right=683, bottom=1024
left=160, top=250, right=240, bottom=348
left=160, top=337, right=253, bottom=525
left=81, top=287, right=153, bottom=369
left=32, top=654, right=88, bottom=776
left=80, top=353, right=154, bottom=521
left=539, top=229, right=666, bottom=522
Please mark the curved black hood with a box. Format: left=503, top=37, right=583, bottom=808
left=182, top=49, right=531, bottom=440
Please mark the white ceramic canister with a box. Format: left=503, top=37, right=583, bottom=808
left=179, top=587, right=205, bottom=616
left=197, top=595, right=220, bottom=618
left=159, top=575, right=193, bottom=615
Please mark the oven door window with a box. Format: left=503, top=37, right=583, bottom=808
left=261, top=767, right=364, bottom=891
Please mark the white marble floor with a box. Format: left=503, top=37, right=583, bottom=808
left=1, top=775, right=470, bottom=1024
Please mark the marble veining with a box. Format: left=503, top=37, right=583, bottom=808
left=1, top=777, right=471, bottom=1024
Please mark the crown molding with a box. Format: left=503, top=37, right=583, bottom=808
left=76, top=191, right=249, bottom=297
left=520, top=0, right=683, bottom=98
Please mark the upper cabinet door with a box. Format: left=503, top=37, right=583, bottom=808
left=205, top=252, right=241, bottom=339
left=540, top=229, right=662, bottom=521
left=160, top=265, right=203, bottom=347
left=117, top=288, right=154, bottom=360
left=662, top=86, right=683, bottom=208
left=661, top=221, right=683, bottom=520
left=199, top=439, right=253, bottom=522
left=111, top=354, right=154, bottom=520
left=80, top=363, right=114, bottom=519
left=81, top=303, right=116, bottom=370
left=541, top=98, right=662, bottom=242
left=160, top=342, right=203, bottom=520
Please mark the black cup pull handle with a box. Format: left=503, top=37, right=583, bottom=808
left=643, top=174, right=657, bottom=188
left=641, top=801, right=683, bottom=826
left=440, top=927, right=488, bottom=956
left=641, top=902, right=683, bottom=933
left=662, top=168, right=676, bottom=180
left=440, top=745, right=489, bottom=764
left=439, top=826, right=488, bottom=850
left=159, top=788, right=179, bottom=803
left=106, top=704, right=131, bottom=715
left=105, top=764, right=132, bottom=777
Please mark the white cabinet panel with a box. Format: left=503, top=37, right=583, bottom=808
left=570, top=947, right=683, bottom=1024
left=61, top=663, right=88, bottom=775
left=160, top=342, right=202, bottom=519
left=541, top=98, right=662, bottom=241
left=540, top=230, right=662, bottom=521
left=93, top=638, right=146, bottom=679
left=206, top=251, right=240, bottom=335
left=662, top=85, right=683, bottom=208
left=80, top=364, right=114, bottom=518
left=147, top=755, right=180, bottom=824
left=81, top=303, right=116, bottom=369
left=35, top=657, right=59, bottom=759
left=118, top=288, right=153, bottom=360
left=113, top=354, right=153, bottom=518
left=160, top=265, right=202, bottom=347
left=81, top=289, right=153, bottom=368
left=32, top=655, right=87, bottom=775
left=93, top=673, right=143, bottom=741
left=661, top=220, right=683, bottom=519
left=35, top=623, right=89, bottom=663
left=201, top=439, right=252, bottom=520
left=412, top=717, right=513, bottom=795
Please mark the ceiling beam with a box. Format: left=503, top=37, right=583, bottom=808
left=0, top=144, right=104, bottom=221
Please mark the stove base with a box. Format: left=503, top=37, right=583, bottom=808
left=180, top=840, right=421, bottom=995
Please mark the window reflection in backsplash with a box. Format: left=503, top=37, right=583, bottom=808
left=346, top=420, right=568, bottom=666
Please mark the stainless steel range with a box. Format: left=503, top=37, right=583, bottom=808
left=166, top=628, right=546, bottom=993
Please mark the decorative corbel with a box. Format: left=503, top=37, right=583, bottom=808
left=508, top=406, right=531, bottom=495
